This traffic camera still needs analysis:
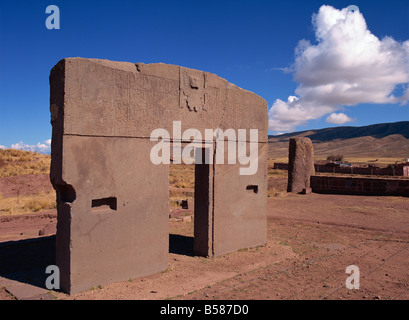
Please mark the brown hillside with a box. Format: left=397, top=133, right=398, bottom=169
left=269, top=122, right=409, bottom=162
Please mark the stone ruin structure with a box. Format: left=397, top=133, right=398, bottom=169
left=285, top=137, right=409, bottom=197
left=49, top=58, right=268, bottom=294
left=287, top=137, right=315, bottom=193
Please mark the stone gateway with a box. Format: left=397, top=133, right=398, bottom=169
left=49, top=58, right=268, bottom=294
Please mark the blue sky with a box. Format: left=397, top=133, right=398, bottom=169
left=0, top=0, right=408, bottom=152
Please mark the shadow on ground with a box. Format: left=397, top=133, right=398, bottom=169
left=0, top=236, right=55, bottom=289
left=169, top=234, right=194, bottom=257
left=0, top=233, right=194, bottom=290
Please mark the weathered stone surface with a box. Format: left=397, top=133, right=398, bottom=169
left=5, top=283, right=48, bottom=300
left=50, top=58, right=268, bottom=294
left=51, top=58, right=267, bottom=143
left=287, top=137, right=315, bottom=193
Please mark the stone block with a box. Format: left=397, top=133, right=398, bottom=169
left=287, top=137, right=315, bottom=193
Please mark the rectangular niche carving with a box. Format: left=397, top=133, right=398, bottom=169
left=91, top=197, right=117, bottom=214
left=246, top=185, right=258, bottom=194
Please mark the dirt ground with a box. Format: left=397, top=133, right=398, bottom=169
left=0, top=174, right=52, bottom=199
left=1, top=197, right=408, bottom=300
left=0, top=175, right=408, bottom=300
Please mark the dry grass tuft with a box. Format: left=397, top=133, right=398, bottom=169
left=0, top=190, right=56, bottom=215
left=24, top=198, right=56, bottom=212
left=0, top=149, right=54, bottom=215
left=0, top=149, right=51, bottom=178
left=169, top=164, right=195, bottom=189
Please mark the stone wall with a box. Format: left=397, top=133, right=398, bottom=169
left=274, top=162, right=409, bottom=177
left=314, top=164, right=409, bottom=176
left=311, top=175, right=409, bottom=197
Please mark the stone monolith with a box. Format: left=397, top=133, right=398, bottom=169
left=287, top=137, right=315, bottom=193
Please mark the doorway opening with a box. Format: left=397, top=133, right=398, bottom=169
left=168, top=147, right=211, bottom=257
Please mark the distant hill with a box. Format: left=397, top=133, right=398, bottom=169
left=268, top=121, right=409, bottom=162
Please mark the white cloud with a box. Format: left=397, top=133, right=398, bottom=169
left=268, top=95, right=333, bottom=132
left=326, top=113, right=354, bottom=124
left=269, top=5, right=409, bottom=133
left=0, top=145, right=6, bottom=150
left=10, top=140, right=51, bottom=154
